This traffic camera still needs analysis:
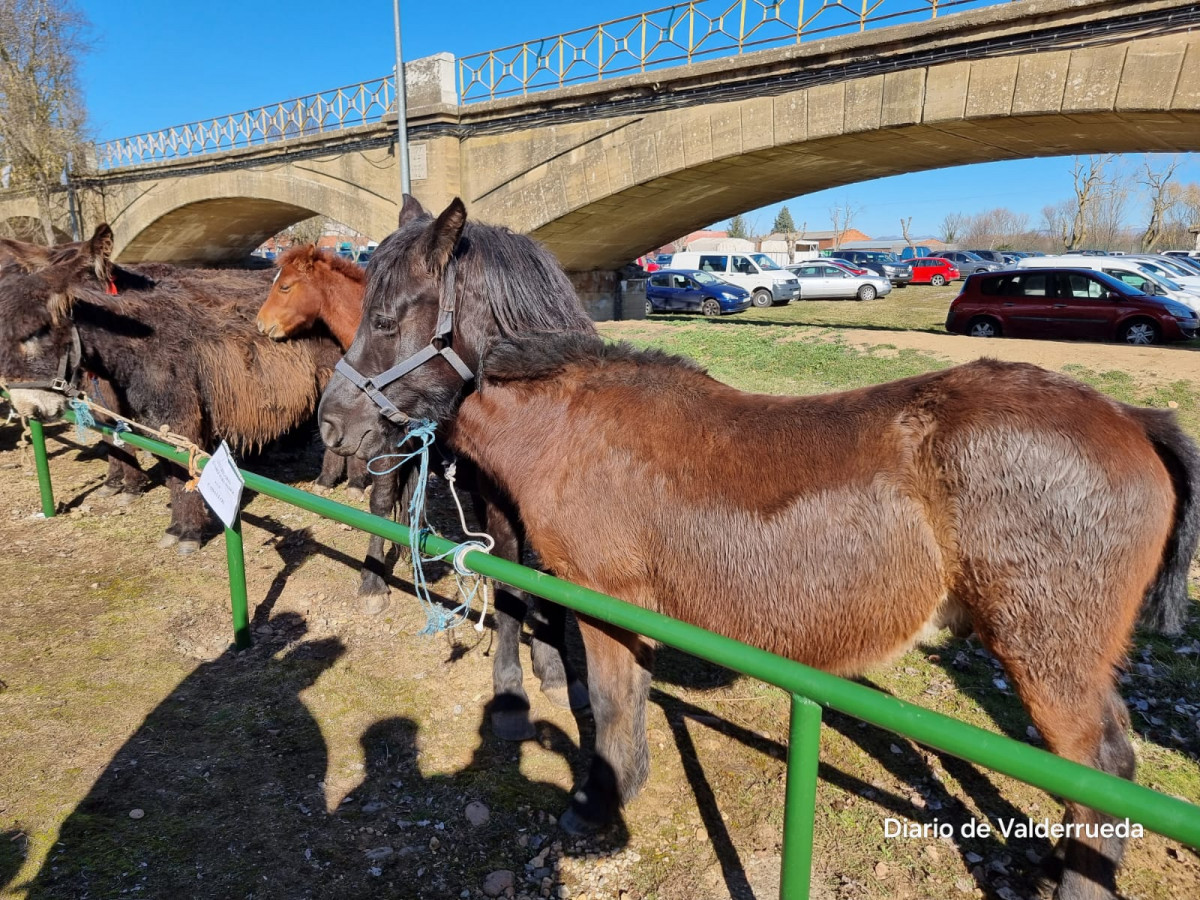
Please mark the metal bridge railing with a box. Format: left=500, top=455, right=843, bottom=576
left=87, top=0, right=1018, bottom=168
left=456, top=0, right=1017, bottom=101
left=95, top=76, right=397, bottom=169
left=16, top=404, right=1200, bottom=900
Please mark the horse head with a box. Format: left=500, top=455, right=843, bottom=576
left=318, top=194, right=480, bottom=460
left=256, top=243, right=366, bottom=346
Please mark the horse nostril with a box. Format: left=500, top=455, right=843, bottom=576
left=319, top=416, right=343, bottom=449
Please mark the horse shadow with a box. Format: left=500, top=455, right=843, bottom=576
left=16, top=614, right=345, bottom=899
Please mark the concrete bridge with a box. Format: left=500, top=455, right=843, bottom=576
left=4, top=0, right=1200, bottom=316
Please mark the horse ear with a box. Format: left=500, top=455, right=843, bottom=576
left=88, top=223, right=114, bottom=259
left=398, top=193, right=427, bottom=227
left=426, top=198, right=466, bottom=273
left=0, top=237, right=52, bottom=273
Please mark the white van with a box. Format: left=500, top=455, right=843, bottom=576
left=1016, top=255, right=1200, bottom=314
left=670, top=251, right=801, bottom=307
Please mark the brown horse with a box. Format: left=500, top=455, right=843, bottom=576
left=0, top=226, right=346, bottom=554
left=318, top=196, right=593, bottom=741
left=453, top=332, right=1198, bottom=900
left=256, top=244, right=365, bottom=348
left=256, top=244, right=411, bottom=610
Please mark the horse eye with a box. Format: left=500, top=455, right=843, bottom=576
left=373, top=315, right=396, bottom=333
left=278, top=283, right=291, bottom=293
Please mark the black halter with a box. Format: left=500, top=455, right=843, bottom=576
left=333, top=258, right=474, bottom=426
left=5, top=323, right=84, bottom=396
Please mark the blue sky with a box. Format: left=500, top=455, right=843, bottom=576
left=74, top=0, right=1199, bottom=239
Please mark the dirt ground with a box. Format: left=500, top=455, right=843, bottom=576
left=1, top=326, right=1199, bottom=900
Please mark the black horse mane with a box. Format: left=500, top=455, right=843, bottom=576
left=370, top=213, right=595, bottom=339
left=482, top=332, right=706, bottom=384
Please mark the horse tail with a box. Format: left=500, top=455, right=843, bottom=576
left=1134, top=406, right=1200, bottom=635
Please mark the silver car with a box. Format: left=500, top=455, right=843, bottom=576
left=786, top=262, right=892, bottom=301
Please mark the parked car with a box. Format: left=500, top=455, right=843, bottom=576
left=827, top=249, right=913, bottom=287
left=670, top=251, right=800, bottom=307
left=824, top=259, right=871, bottom=276
left=945, top=268, right=1199, bottom=344
left=645, top=269, right=752, bottom=316
left=1121, top=255, right=1200, bottom=293
left=965, top=249, right=1010, bottom=266
left=938, top=250, right=1002, bottom=274
left=785, top=261, right=891, bottom=301
left=908, top=257, right=960, bottom=286
left=899, top=245, right=934, bottom=260
left=1017, top=255, right=1200, bottom=314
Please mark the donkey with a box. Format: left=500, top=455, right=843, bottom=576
left=318, top=196, right=592, bottom=741
left=0, top=226, right=346, bottom=554
left=451, top=332, right=1198, bottom=900
left=256, top=243, right=415, bottom=612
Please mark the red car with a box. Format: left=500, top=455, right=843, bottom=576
left=945, top=268, right=1199, bottom=344
left=908, top=257, right=960, bottom=286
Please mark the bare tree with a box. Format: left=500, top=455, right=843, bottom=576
left=0, top=0, right=91, bottom=244
left=829, top=199, right=857, bottom=250
left=964, top=208, right=1031, bottom=250
left=286, top=215, right=328, bottom=246
left=1138, top=157, right=1181, bottom=252
left=939, top=212, right=967, bottom=245
left=1162, top=181, right=1200, bottom=249
left=899, top=216, right=915, bottom=254
left=1063, top=155, right=1113, bottom=250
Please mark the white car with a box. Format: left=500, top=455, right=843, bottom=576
left=786, top=262, right=892, bottom=301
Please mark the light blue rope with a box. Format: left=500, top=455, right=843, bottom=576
left=68, top=398, right=96, bottom=443
left=369, top=421, right=487, bottom=635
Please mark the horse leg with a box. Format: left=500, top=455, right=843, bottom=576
left=314, top=447, right=346, bottom=492
left=984, top=637, right=1134, bottom=900
left=560, top=614, right=653, bottom=834
left=344, top=454, right=369, bottom=503
left=528, top=599, right=589, bottom=710
left=357, top=466, right=400, bottom=615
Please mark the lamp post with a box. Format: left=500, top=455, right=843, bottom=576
left=393, top=0, right=411, bottom=198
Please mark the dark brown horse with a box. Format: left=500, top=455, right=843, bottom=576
left=317, top=196, right=1198, bottom=900
left=318, top=196, right=592, bottom=741
left=458, top=332, right=1197, bottom=900
left=0, top=226, right=346, bottom=554
left=256, top=243, right=413, bottom=612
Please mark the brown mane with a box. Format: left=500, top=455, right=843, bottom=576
left=277, top=244, right=367, bottom=285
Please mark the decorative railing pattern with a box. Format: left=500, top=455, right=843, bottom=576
left=457, top=0, right=1016, bottom=100
left=93, top=0, right=1016, bottom=168
left=96, top=76, right=397, bottom=169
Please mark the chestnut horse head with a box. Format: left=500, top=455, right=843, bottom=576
left=318, top=194, right=593, bottom=461
left=256, top=244, right=366, bottom=349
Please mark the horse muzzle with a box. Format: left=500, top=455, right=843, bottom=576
left=6, top=388, right=69, bottom=421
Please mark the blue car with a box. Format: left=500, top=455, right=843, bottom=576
left=645, top=268, right=751, bottom=316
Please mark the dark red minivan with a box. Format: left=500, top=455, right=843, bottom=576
left=945, top=268, right=1200, bottom=345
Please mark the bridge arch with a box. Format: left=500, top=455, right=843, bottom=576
left=467, top=33, right=1200, bottom=270
left=108, top=167, right=398, bottom=263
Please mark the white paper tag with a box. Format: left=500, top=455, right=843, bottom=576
left=197, top=440, right=245, bottom=530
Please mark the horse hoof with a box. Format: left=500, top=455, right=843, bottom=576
left=541, top=679, right=590, bottom=711
left=115, top=490, right=141, bottom=507
left=344, top=486, right=366, bottom=503
left=359, top=593, right=390, bottom=616
left=94, top=483, right=122, bottom=498
left=558, top=806, right=602, bottom=836
left=157, top=533, right=180, bottom=549
left=176, top=540, right=201, bottom=556
left=312, top=482, right=333, bottom=496
left=491, top=709, right=536, bottom=742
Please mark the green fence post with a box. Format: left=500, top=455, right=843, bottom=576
left=224, top=510, right=251, bottom=650
left=28, top=418, right=56, bottom=518
left=780, top=694, right=822, bottom=900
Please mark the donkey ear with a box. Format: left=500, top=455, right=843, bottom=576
left=47, top=290, right=74, bottom=326
left=426, top=198, right=466, bottom=273
left=398, top=193, right=427, bottom=227
left=0, top=236, right=52, bottom=272
left=88, top=223, right=114, bottom=260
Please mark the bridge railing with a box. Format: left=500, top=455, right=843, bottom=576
left=88, top=0, right=1017, bottom=169
left=8, top=396, right=1200, bottom=900
left=95, top=76, right=397, bottom=169
left=459, top=0, right=1016, bottom=100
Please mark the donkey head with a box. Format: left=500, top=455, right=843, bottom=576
left=318, top=194, right=480, bottom=460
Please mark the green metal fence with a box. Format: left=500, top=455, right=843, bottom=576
left=13, top=407, right=1200, bottom=900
